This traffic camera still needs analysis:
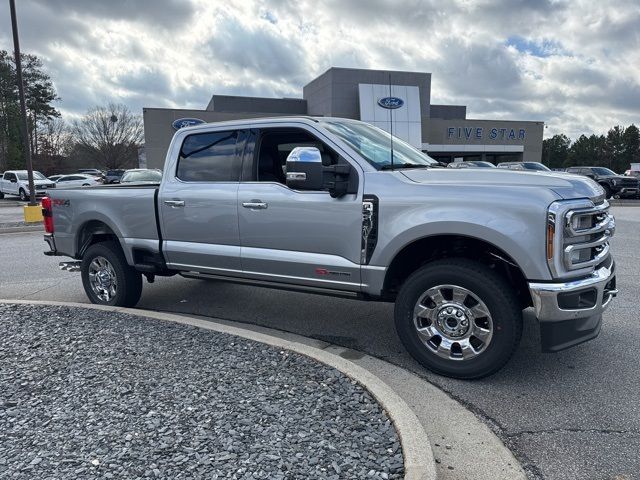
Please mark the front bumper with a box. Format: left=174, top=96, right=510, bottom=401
left=529, top=260, right=617, bottom=352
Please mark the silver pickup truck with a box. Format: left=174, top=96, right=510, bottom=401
left=42, top=117, right=617, bottom=378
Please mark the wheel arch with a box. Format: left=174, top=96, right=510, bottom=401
left=382, top=234, right=532, bottom=308
left=76, top=219, right=123, bottom=259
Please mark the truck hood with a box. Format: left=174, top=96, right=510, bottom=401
left=401, top=168, right=605, bottom=201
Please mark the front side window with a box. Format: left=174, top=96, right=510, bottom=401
left=177, top=130, right=240, bottom=182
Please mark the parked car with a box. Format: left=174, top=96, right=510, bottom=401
left=120, top=169, right=163, bottom=183
left=497, top=161, right=551, bottom=171
left=624, top=170, right=640, bottom=179
left=0, top=170, right=56, bottom=200
left=76, top=169, right=105, bottom=182
left=104, top=169, right=126, bottom=184
left=565, top=166, right=639, bottom=199
left=55, top=174, right=101, bottom=188
left=48, top=174, right=64, bottom=182
left=448, top=161, right=496, bottom=169
left=42, top=117, right=616, bottom=379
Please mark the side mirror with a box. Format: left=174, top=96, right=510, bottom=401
left=285, top=147, right=324, bottom=191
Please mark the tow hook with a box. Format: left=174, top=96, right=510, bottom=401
left=59, top=261, right=81, bottom=272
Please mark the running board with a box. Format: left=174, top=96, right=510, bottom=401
left=180, top=271, right=362, bottom=299
left=59, top=261, right=81, bottom=272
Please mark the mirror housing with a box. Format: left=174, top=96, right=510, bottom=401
left=285, top=147, right=324, bottom=191
left=285, top=147, right=353, bottom=198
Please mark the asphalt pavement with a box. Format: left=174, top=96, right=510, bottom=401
left=1, top=207, right=638, bottom=480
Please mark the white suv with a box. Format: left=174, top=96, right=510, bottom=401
left=0, top=170, right=56, bottom=200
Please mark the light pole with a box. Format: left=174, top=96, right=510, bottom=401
left=9, top=0, right=37, bottom=207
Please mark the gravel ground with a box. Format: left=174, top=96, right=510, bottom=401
left=0, top=304, right=404, bottom=479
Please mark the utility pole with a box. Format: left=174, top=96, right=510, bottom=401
left=10, top=0, right=37, bottom=206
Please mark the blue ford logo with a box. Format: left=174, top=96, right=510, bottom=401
left=172, top=118, right=205, bottom=130
left=377, top=97, right=404, bottom=109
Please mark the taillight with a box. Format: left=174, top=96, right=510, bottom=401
left=42, top=196, right=54, bottom=233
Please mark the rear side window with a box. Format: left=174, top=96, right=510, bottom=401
left=177, top=130, right=241, bottom=182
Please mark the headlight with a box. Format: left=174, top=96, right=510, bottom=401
left=547, top=199, right=613, bottom=279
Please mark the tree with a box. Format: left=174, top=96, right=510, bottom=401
left=71, top=103, right=144, bottom=169
left=36, top=117, right=70, bottom=174
left=566, top=134, right=606, bottom=167
left=542, top=134, right=571, bottom=169
left=0, top=50, right=60, bottom=170
left=605, top=126, right=625, bottom=172
left=621, top=124, right=640, bottom=169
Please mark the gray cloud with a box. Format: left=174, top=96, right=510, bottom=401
left=205, top=15, right=306, bottom=83
left=0, top=0, right=637, bottom=138
left=26, top=0, right=196, bottom=29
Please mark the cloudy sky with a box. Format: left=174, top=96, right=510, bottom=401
left=0, top=0, right=638, bottom=139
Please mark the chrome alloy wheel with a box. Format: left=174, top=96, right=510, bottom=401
left=88, top=256, right=117, bottom=302
left=413, top=284, right=493, bottom=361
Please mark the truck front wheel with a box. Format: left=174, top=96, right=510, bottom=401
left=81, top=241, right=142, bottom=307
left=394, top=258, right=522, bottom=379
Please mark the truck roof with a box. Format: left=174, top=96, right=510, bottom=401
left=175, top=115, right=361, bottom=133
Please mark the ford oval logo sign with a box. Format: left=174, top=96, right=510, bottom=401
left=377, top=97, right=404, bottom=109
left=172, top=118, right=205, bottom=130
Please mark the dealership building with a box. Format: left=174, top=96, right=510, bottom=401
left=143, top=67, right=543, bottom=169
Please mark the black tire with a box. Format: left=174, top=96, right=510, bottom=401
left=19, top=188, right=27, bottom=201
left=394, top=258, right=522, bottom=379
left=81, top=241, right=142, bottom=307
left=0, top=190, right=4, bottom=199
left=601, top=184, right=613, bottom=199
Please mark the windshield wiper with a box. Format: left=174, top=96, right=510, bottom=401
left=379, top=163, right=434, bottom=170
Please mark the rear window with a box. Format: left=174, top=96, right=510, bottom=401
left=177, top=131, right=240, bottom=182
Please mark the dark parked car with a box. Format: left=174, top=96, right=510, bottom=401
left=566, top=166, right=639, bottom=199
left=497, top=161, right=551, bottom=172
left=447, top=161, right=496, bottom=169
left=104, top=169, right=126, bottom=184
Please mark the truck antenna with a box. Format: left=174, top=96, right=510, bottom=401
left=388, top=73, right=395, bottom=170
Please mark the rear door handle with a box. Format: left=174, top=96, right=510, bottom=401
left=164, top=200, right=185, bottom=208
left=242, top=201, right=268, bottom=210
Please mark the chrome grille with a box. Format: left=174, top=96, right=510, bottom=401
left=562, top=202, right=614, bottom=271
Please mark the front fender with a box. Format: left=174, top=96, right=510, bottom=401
left=371, top=202, right=553, bottom=281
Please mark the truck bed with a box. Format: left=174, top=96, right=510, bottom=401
left=48, top=184, right=160, bottom=261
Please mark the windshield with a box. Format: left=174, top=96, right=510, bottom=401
left=16, top=171, right=46, bottom=180
left=522, top=162, right=551, bottom=171
left=591, top=167, right=616, bottom=176
left=121, top=170, right=162, bottom=183
left=322, top=120, right=437, bottom=169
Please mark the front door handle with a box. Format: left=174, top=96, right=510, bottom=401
left=242, top=201, right=268, bottom=210
left=164, top=200, right=185, bottom=208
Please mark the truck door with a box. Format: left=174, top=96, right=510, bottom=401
left=159, top=128, right=246, bottom=273
left=237, top=126, right=363, bottom=292
left=3, top=172, right=17, bottom=195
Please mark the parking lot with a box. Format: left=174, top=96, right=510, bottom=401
left=0, top=204, right=639, bottom=479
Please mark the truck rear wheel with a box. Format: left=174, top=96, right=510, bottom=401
left=81, top=241, right=142, bottom=307
left=394, top=258, right=522, bottom=379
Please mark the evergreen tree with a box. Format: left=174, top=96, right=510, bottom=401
left=542, top=134, right=571, bottom=168
left=0, top=50, right=60, bottom=170
left=621, top=124, right=640, bottom=170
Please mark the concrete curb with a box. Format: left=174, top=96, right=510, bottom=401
left=0, top=225, right=42, bottom=234
left=0, top=299, right=436, bottom=480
